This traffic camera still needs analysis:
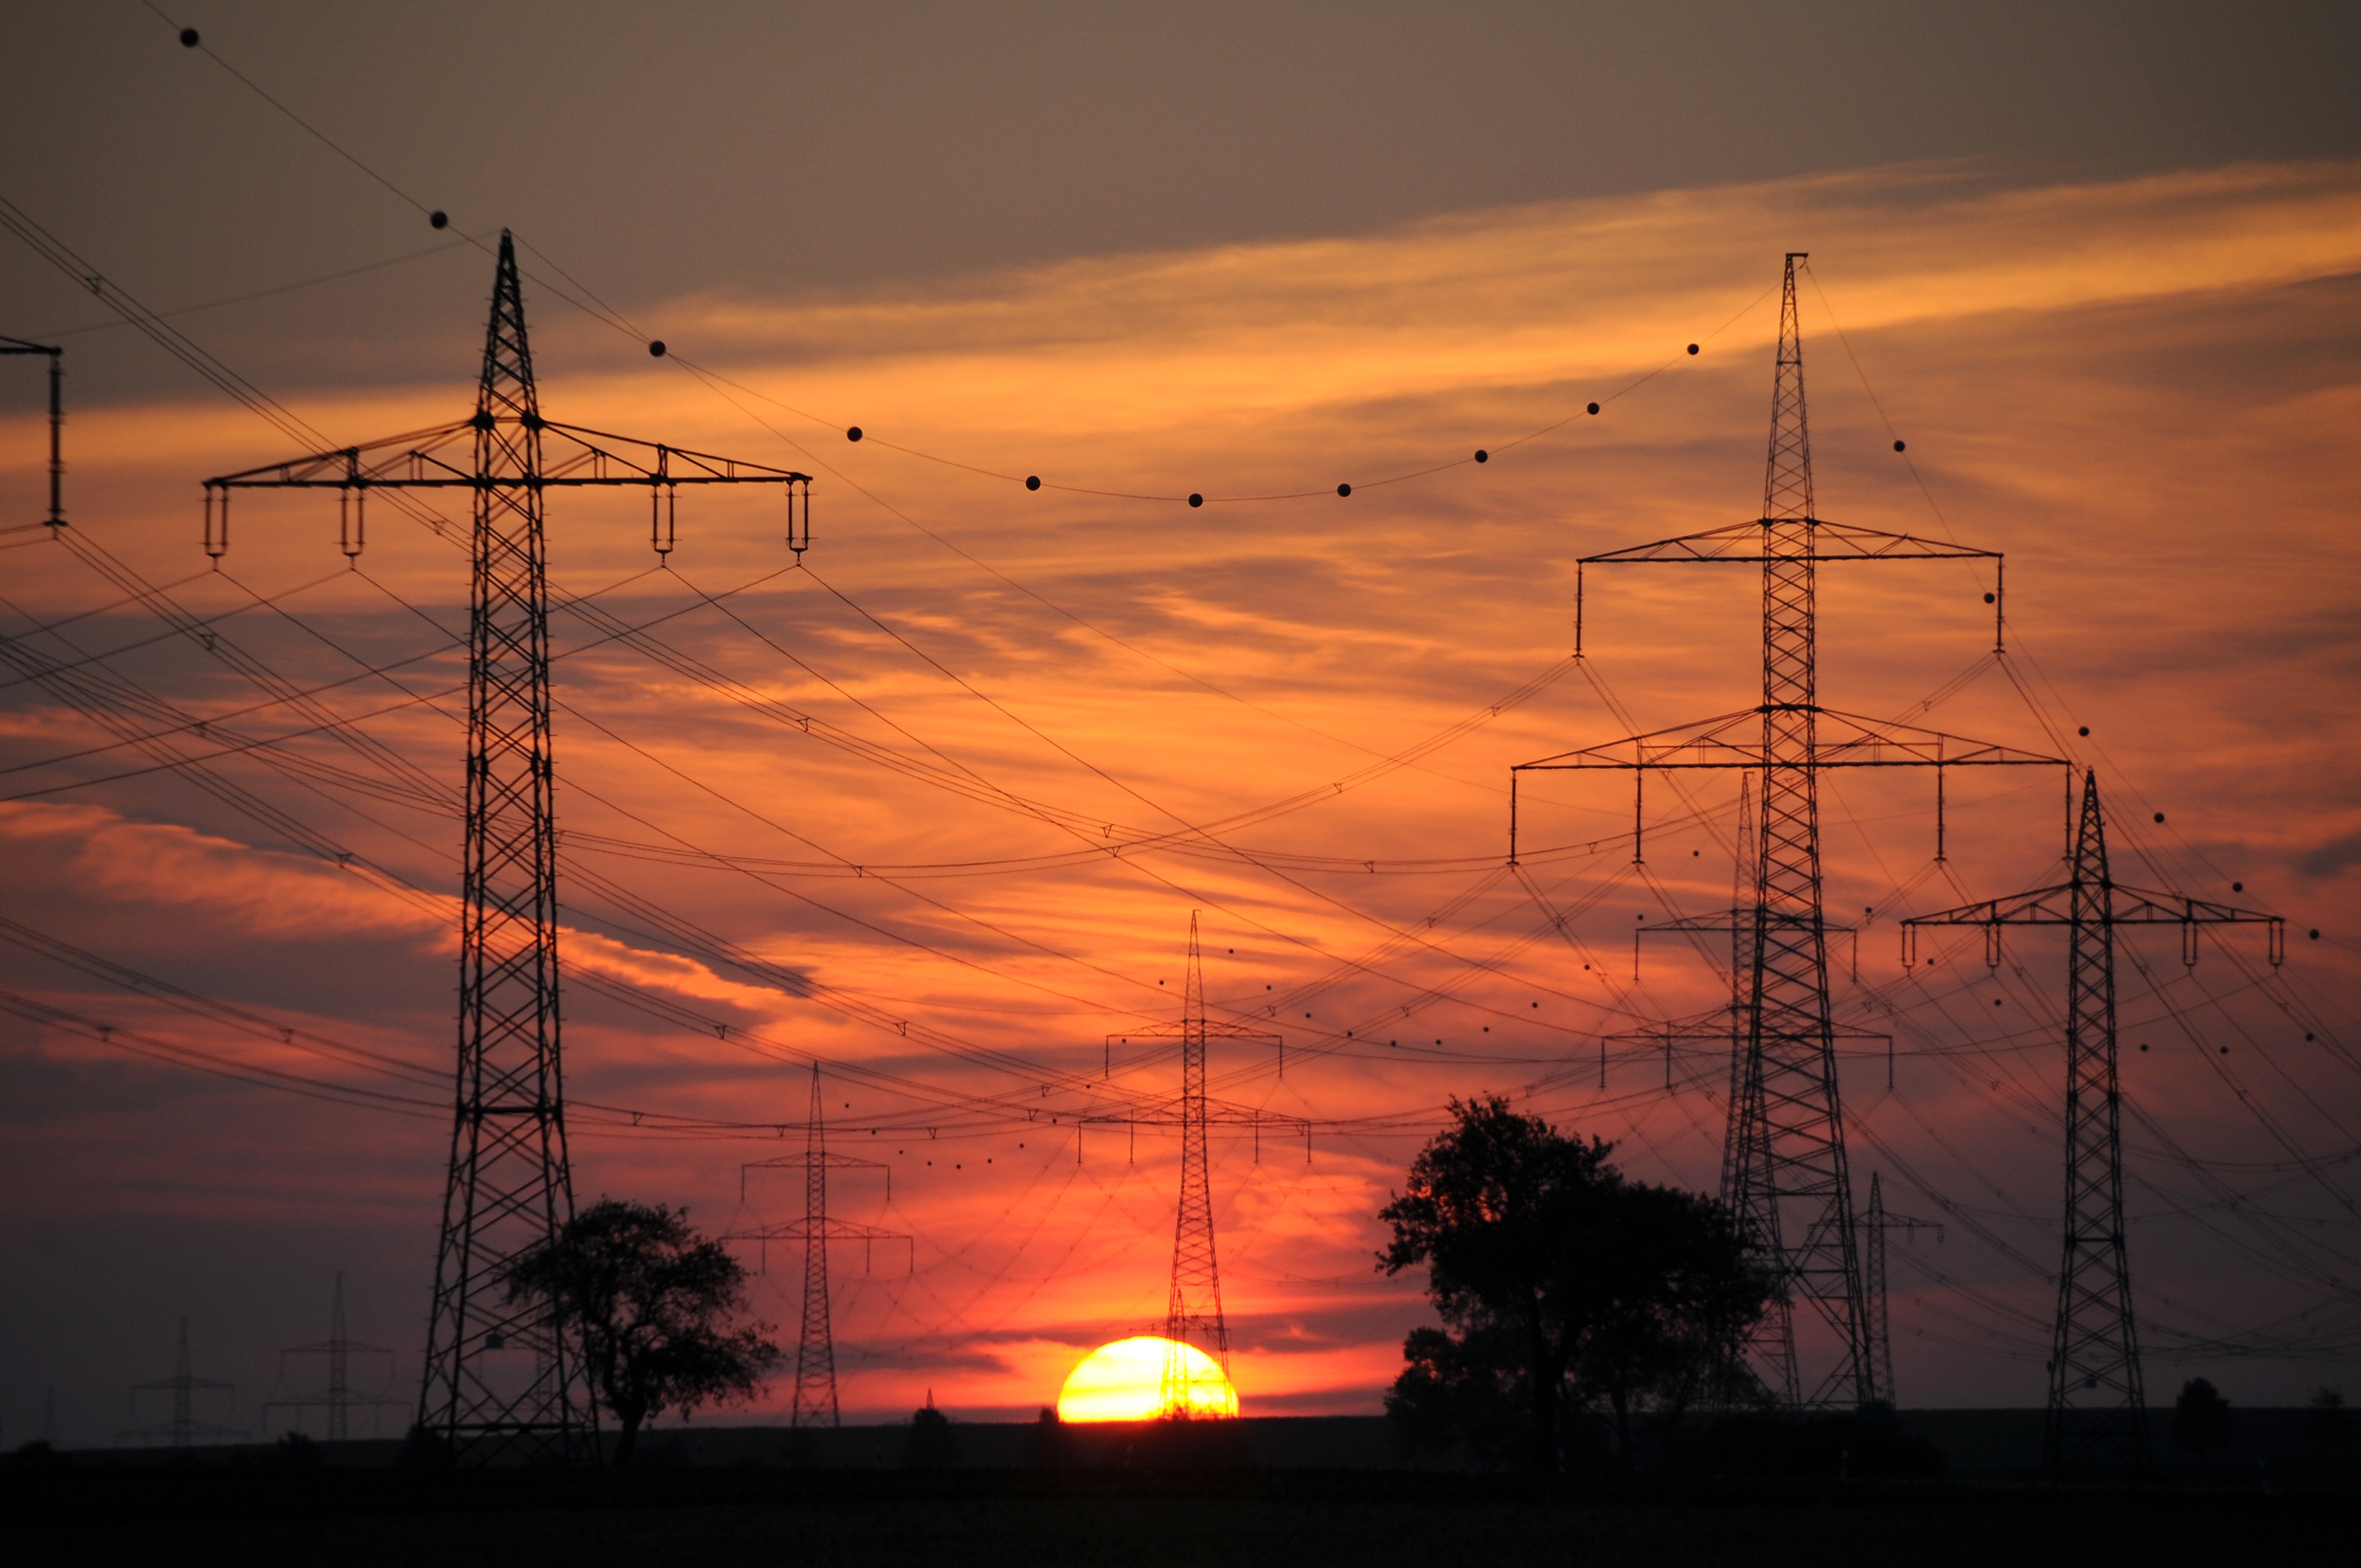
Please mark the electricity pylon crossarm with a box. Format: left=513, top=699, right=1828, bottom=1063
left=1515, top=255, right=2063, bottom=1409
left=1, top=335, right=65, bottom=529
left=191, top=233, right=814, bottom=1464
left=1902, top=769, right=2281, bottom=1474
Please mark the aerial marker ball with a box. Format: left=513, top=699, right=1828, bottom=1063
left=1894, top=439, right=1907, bottom=452
left=2310, top=929, right=2321, bottom=940
left=1188, top=493, right=1203, bottom=508
left=846, top=426, right=863, bottom=442
left=2154, top=812, right=2165, bottom=823
left=1474, top=449, right=1489, bottom=463
left=1686, top=344, right=1699, bottom=355
left=2233, top=881, right=2243, bottom=892
left=1026, top=475, right=1040, bottom=490
left=1984, top=592, right=1996, bottom=603
left=648, top=340, right=666, bottom=357
left=180, top=28, right=200, bottom=47
left=429, top=210, right=449, bottom=230
left=2078, top=726, right=2089, bottom=736
left=1587, top=402, right=1600, bottom=415
left=2307, top=1032, right=2316, bottom=1040
left=2220, top=1046, right=2230, bottom=1055
left=2139, top=1042, right=2149, bottom=1051
left=1337, top=483, right=1352, bottom=498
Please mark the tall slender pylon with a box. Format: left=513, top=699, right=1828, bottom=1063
left=1862, top=1172, right=1941, bottom=1406
left=733, top=1066, right=904, bottom=1427
left=795, top=1067, right=841, bottom=1427
left=197, top=233, right=810, bottom=1462
left=1163, top=912, right=1230, bottom=1414
left=1514, top=255, right=2058, bottom=1407
left=263, top=1271, right=399, bottom=1440
left=1904, top=772, right=2280, bottom=1471
left=126, top=1318, right=236, bottom=1448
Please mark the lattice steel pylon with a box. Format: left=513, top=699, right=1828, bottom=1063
left=791, top=1070, right=838, bottom=1427
left=1512, top=255, right=2060, bottom=1407
left=1862, top=1172, right=1941, bottom=1406
left=196, top=233, right=811, bottom=1462
left=263, top=1271, right=399, bottom=1440
left=125, top=1318, right=237, bottom=1449
left=1165, top=912, right=1236, bottom=1415
left=733, top=1066, right=904, bottom=1428
left=1091, top=916, right=1291, bottom=1415
left=1903, top=771, right=2281, bottom=1473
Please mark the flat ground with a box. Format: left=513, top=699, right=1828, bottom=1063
left=1, top=1468, right=2347, bottom=1568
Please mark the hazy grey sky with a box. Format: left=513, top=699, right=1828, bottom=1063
left=4, top=1, right=2357, bottom=398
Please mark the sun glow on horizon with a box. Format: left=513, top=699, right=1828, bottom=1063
left=1056, top=1336, right=1239, bottom=1422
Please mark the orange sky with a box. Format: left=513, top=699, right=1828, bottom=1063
left=4, top=155, right=2360, bottom=1431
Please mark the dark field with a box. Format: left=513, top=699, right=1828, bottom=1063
left=2, top=1467, right=2347, bottom=1568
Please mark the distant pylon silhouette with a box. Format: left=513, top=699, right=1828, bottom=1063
left=1166, top=913, right=1227, bottom=1414
left=1904, top=771, right=2281, bottom=1472
left=733, top=1065, right=906, bottom=1426
left=1515, top=253, right=2058, bottom=1407
left=796, top=1071, right=837, bottom=1426
left=198, top=233, right=810, bottom=1462
left=1861, top=1172, right=1941, bottom=1406
left=126, top=1318, right=236, bottom=1449
left=263, top=1272, right=399, bottom=1440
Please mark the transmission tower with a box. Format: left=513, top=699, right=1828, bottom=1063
left=1902, top=769, right=2280, bottom=1473
left=262, top=1272, right=399, bottom=1440
left=1512, top=254, right=2060, bottom=1407
left=124, top=1318, right=237, bottom=1449
left=1861, top=1171, right=1942, bottom=1406
left=1, top=335, right=63, bottom=530
left=733, top=1066, right=906, bottom=1427
left=195, top=233, right=812, bottom=1463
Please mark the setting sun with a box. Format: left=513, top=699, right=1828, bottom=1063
left=1056, top=1337, right=1240, bottom=1422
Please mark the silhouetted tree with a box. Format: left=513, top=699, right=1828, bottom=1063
left=2303, top=1386, right=2350, bottom=1448
left=1025, top=1404, right=1068, bottom=1467
left=1383, top=1322, right=1531, bottom=1465
left=904, top=1393, right=960, bottom=1469
left=269, top=1430, right=324, bottom=1467
left=2172, top=1376, right=2234, bottom=1462
left=501, top=1199, right=781, bottom=1464
left=1379, top=1095, right=1769, bottom=1473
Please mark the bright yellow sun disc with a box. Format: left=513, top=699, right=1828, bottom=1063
left=1056, top=1335, right=1238, bottom=1421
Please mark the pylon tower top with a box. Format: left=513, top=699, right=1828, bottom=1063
left=1765, top=253, right=1813, bottom=523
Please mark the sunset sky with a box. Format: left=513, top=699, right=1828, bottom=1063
left=3, top=4, right=2359, bottom=1443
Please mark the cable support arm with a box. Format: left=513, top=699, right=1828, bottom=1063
left=741, top=1148, right=892, bottom=1202
left=197, top=416, right=812, bottom=560
left=2, top=335, right=66, bottom=529
left=1901, top=884, right=2284, bottom=968
left=1573, top=518, right=2006, bottom=655
left=1511, top=708, right=2061, bottom=865
left=722, top=1218, right=912, bottom=1276
left=1512, top=706, right=2062, bottom=772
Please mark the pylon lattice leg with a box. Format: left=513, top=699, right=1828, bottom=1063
left=2044, top=777, right=2149, bottom=1473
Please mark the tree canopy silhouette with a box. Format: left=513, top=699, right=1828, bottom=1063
left=1379, top=1095, right=1769, bottom=1473
left=2172, top=1376, right=2234, bottom=1462
left=501, top=1199, right=781, bottom=1463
